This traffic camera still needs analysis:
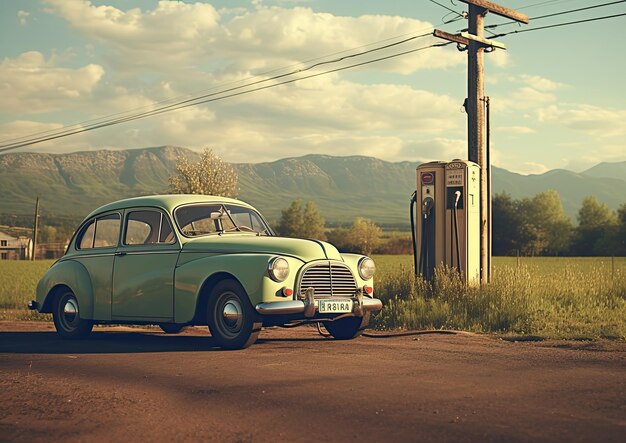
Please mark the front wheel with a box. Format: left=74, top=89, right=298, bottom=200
left=52, top=290, right=93, bottom=339
left=207, top=280, right=262, bottom=350
left=323, top=312, right=370, bottom=340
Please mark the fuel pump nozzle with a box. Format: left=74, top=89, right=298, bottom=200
left=453, top=190, right=462, bottom=276
left=422, top=197, right=434, bottom=218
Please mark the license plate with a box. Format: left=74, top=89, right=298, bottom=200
left=318, top=299, right=353, bottom=313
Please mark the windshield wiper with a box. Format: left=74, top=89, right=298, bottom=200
left=219, top=205, right=241, bottom=233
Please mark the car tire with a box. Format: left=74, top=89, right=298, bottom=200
left=323, top=312, right=370, bottom=340
left=160, top=324, right=187, bottom=334
left=52, top=289, right=93, bottom=339
left=207, top=279, right=262, bottom=350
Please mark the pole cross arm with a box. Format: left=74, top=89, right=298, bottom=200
left=433, top=30, right=506, bottom=51
left=457, top=0, right=529, bottom=23
left=433, top=29, right=470, bottom=46
left=460, top=32, right=506, bottom=50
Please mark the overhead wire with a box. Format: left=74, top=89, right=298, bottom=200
left=2, top=0, right=624, bottom=152
left=491, top=11, right=626, bottom=38
left=0, top=31, right=437, bottom=152
left=486, top=0, right=626, bottom=29
left=0, top=40, right=452, bottom=153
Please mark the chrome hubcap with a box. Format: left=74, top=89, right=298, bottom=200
left=222, top=300, right=242, bottom=330
left=63, top=299, right=79, bottom=324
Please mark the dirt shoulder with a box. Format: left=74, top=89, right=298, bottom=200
left=1, top=321, right=625, bottom=442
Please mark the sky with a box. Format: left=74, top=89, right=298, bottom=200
left=0, top=0, right=625, bottom=174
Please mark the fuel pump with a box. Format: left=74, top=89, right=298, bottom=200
left=444, top=160, right=480, bottom=284
left=411, top=160, right=480, bottom=285
left=412, top=162, right=447, bottom=281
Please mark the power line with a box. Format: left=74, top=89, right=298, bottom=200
left=0, top=29, right=437, bottom=148
left=0, top=32, right=435, bottom=152
left=486, top=0, right=626, bottom=29
left=492, top=11, right=626, bottom=38
left=2, top=1, right=622, bottom=153
left=0, top=41, right=450, bottom=153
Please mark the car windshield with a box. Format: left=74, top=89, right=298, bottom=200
left=174, top=204, right=271, bottom=237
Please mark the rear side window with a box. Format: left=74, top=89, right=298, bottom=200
left=77, top=214, right=121, bottom=249
left=124, top=210, right=176, bottom=245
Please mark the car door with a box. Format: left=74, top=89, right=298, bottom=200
left=73, top=212, right=122, bottom=321
left=111, top=208, right=180, bottom=321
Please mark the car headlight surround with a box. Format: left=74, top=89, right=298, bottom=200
left=268, top=256, right=290, bottom=282
left=358, top=257, right=376, bottom=280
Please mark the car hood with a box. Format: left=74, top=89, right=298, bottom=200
left=181, top=234, right=342, bottom=262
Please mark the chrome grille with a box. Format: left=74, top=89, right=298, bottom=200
left=298, top=261, right=357, bottom=299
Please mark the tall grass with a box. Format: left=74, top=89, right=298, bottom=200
left=372, top=256, right=626, bottom=339
left=1, top=257, right=625, bottom=339
left=0, top=260, right=54, bottom=321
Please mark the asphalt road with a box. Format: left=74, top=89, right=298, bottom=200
left=1, top=321, right=625, bottom=442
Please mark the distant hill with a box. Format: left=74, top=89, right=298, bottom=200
left=0, top=146, right=624, bottom=227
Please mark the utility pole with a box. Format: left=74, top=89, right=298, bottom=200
left=433, top=0, right=528, bottom=284
left=32, top=197, right=39, bottom=261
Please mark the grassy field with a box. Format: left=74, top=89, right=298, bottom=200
left=372, top=255, right=626, bottom=339
left=1, top=257, right=625, bottom=339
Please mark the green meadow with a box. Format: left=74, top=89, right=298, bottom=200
left=1, top=256, right=625, bottom=339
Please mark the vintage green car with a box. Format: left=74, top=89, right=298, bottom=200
left=28, top=195, right=382, bottom=349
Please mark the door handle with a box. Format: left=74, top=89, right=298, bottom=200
left=115, top=251, right=127, bottom=256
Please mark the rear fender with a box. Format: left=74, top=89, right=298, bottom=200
left=36, top=259, right=95, bottom=319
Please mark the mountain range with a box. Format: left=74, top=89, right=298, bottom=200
left=0, top=146, right=624, bottom=227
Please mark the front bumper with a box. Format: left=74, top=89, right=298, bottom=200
left=255, top=288, right=382, bottom=318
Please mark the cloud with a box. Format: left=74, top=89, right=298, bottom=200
left=498, top=126, right=535, bottom=134
left=0, top=120, right=89, bottom=152
left=0, top=51, right=104, bottom=114
left=518, top=74, right=567, bottom=91
left=400, top=137, right=466, bottom=162
left=17, top=10, right=30, bottom=25
left=538, top=104, right=626, bottom=137
left=43, top=0, right=462, bottom=75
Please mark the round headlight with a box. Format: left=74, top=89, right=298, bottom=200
left=268, top=257, right=290, bottom=282
left=358, top=257, right=376, bottom=280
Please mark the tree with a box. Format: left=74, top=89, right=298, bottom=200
left=301, top=201, right=326, bottom=241
left=525, top=190, right=572, bottom=256
left=613, top=203, right=626, bottom=256
left=276, top=200, right=327, bottom=240
left=492, top=193, right=523, bottom=255
left=572, top=196, right=618, bottom=256
left=169, top=148, right=237, bottom=197
left=326, top=226, right=352, bottom=252
left=347, top=217, right=381, bottom=256
left=276, top=200, right=304, bottom=237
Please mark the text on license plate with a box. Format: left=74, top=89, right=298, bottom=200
left=318, top=299, right=353, bottom=313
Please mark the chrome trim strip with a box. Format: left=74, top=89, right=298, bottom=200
left=117, top=250, right=180, bottom=256
left=67, top=252, right=116, bottom=259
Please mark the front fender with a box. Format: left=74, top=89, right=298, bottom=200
left=36, top=259, right=94, bottom=319
left=174, top=253, right=304, bottom=323
left=341, top=253, right=374, bottom=289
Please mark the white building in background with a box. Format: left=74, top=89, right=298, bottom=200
left=0, top=231, right=32, bottom=260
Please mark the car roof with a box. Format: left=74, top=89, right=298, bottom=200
left=85, top=194, right=254, bottom=219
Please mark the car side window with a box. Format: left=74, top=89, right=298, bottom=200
left=125, top=210, right=176, bottom=245
left=94, top=214, right=121, bottom=248
left=77, top=213, right=121, bottom=249
left=78, top=220, right=96, bottom=249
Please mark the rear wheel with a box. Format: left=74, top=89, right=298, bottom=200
left=207, top=280, right=261, bottom=350
left=160, top=324, right=187, bottom=334
left=323, top=312, right=370, bottom=340
left=52, top=290, right=93, bottom=339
